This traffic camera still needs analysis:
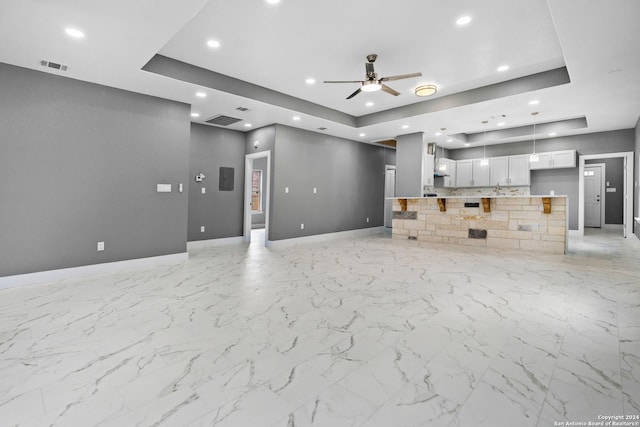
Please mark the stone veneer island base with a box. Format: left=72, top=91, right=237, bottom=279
left=391, top=196, right=568, bottom=254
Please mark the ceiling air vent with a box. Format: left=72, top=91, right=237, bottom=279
left=235, top=107, right=249, bottom=112
left=318, top=127, right=328, bottom=131
left=206, top=114, right=243, bottom=126
left=40, top=60, right=68, bottom=72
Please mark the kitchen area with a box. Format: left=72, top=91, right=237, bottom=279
left=391, top=131, right=572, bottom=254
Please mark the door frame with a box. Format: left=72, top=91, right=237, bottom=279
left=583, top=163, right=606, bottom=228
left=384, top=165, right=396, bottom=227
left=244, top=150, right=271, bottom=245
left=578, top=151, right=633, bottom=237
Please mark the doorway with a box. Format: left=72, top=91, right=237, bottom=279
left=584, top=164, right=605, bottom=228
left=384, top=165, right=396, bottom=228
left=578, top=152, right=633, bottom=238
left=243, top=151, right=271, bottom=245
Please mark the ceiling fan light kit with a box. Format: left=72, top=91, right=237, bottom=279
left=324, top=54, right=422, bottom=99
left=415, top=84, right=437, bottom=97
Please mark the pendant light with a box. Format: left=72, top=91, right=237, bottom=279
left=438, top=128, right=447, bottom=172
left=529, top=112, right=539, bottom=162
left=480, top=120, right=489, bottom=166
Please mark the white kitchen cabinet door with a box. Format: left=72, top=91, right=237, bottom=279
left=551, top=150, right=576, bottom=168
left=472, top=159, right=491, bottom=187
left=422, top=154, right=434, bottom=187
left=456, top=160, right=473, bottom=187
left=529, top=152, right=552, bottom=169
left=490, top=157, right=509, bottom=186
left=443, top=160, right=456, bottom=187
left=508, top=155, right=530, bottom=186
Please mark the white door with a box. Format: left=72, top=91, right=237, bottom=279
left=584, top=165, right=602, bottom=227
left=384, top=167, right=396, bottom=227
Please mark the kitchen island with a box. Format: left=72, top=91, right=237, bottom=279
left=391, top=195, right=567, bottom=254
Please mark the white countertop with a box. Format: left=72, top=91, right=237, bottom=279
left=388, top=195, right=567, bottom=199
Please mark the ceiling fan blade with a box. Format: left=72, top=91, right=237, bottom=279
left=324, top=80, right=362, bottom=84
left=381, top=84, right=400, bottom=96
left=346, top=88, right=362, bottom=99
left=380, top=72, right=422, bottom=82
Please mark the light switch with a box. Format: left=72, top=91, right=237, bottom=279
left=313, top=187, right=317, bottom=194
left=285, top=187, right=289, bottom=193
left=157, top=184, right=172, bottom=193
left=201, top=187, right=206, bottom=194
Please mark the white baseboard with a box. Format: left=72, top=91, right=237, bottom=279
left=568, top=229, right=582, bottom=237
left=0, top=252, right=188, bottom=290
left=266, top=226, right=385, bottom=248
left=187, top=236, right=244, bottom=250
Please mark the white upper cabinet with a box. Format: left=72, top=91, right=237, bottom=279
left=529, top=150, right=576, bottom=170
left=456, top=159, right=473, bottom=187
left=490, top=156, right=509, bottom=186
left=472, top=159, right=491, bottom=187
left=422, top=154, right=434, bottom=187
left=508, top=155, right=531, bottom=186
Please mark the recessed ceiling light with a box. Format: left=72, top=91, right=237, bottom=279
left=447, top=139, right=453, bottom=143
left=292, top=116, right=301, bottom=121
left=497, top=65, right=509, bottom=72
left=497, top=122, right=505, bottom=126
left=305, top=78, right=316, bottom=85
left=196, top=92, right=206, bottom=98
left=435, top=132, right=442, bottom=136
left=529, top=100, right=539, bottom=105
left=266, top=0, right=280, bottom=4
left=402, top=125, right=409, bottom=129
left=464, top=143, right=471, bottom=147
left=456, top=16, right=471, bottom=26
left=207, top=40, right=221, bottom=48
left=245, top=123, right=253, bottom=128
left=65, top=28, right=85, bottom=38
left=359, top=133, right=366, bottom=137
left=191, top=113, right=200, bottom=118
left=365, top=101, right=374, bottom=107
left=549, top=132, right=557, bottom=136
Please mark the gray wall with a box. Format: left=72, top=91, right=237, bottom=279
left=396, top=133, right=424, bottom=197
left=0, top=63, right=190, bottom=277
left=188, top=124, right=245, bottom=241
left=264, top=125, right=391, bottom=241
left=635, top=116, right=640, bottom=239
left=450, top=130, right=635, bottom=229
left=586, top=158, right=624, bottom=225
left=251, top=157, right=268, bottom=227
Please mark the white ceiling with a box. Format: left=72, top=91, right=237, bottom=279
left=1, top=0, right=639, bottom=148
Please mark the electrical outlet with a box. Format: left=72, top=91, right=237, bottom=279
left=97, top=241, right=104, bottom=251
left=201, top=187, right=206, bottom=194
left=313, top=187, right=317, bottom=194
left=200, top=226, right=205, bottom=232
left=366, top=217, right=369, bottom=223
left=533, top=223, right=539, bottom=230
left=300, top=223, right=304, bottom=230
left=285, top=187, right=289, bottom=193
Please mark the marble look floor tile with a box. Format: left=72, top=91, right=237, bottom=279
left=362, top=383, right=459, bottom=427
left=336, top=345, right=425, bottom=405
left=1, top=229, right=639, bottom=426
left=620, top=340, right=640, bottom=414
left=449, top=380, right=539, bottom=427
left=270, top=385, right=378, bottom=427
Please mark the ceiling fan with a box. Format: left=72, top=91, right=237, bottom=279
left=324, top=54, right=422, bottom=99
